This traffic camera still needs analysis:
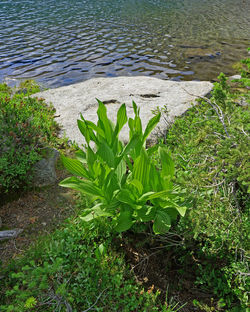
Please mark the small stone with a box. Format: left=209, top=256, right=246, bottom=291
left=229, top=75, right=241, bottom=80
left=235, top=97, right=248, bottom=107
left=41, top=222, right=47, bottom=226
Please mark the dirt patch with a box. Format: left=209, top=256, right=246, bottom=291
left=0, top=169, right=77, bottom=265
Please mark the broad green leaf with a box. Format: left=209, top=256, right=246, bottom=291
left=84, top=120, right=105, bottom=138
left=113, top=103, right=127, bottom=138
left=86, top=146, right=96, bottom=176
left=92, top=161, right=102, bottom=178
left=161, top=176, right=173, bottom=191
left=163, top=207, right=178, bottom=220
left=121, top=134, right=139, bottom=157
left=133, top=140, right=143, bottom=159
left=61, top=155, right=89, bottom=178
left=159, top=147, right=175, bottom=179
left=75, top=150, right=87, bottom=163
left=129, top=179, right=143, bottom=195
left=138, top=191, right=155, bottom=202
left=138, top=190, right=172, bottom=202
left=59, top=176, right=103, bottom=197
left=105, top=170, right=119, bottom=202
left=77, top=119, right=98, bottom=144
left=124, top=155, right=133, bottom=172
left=97, top=99, right=114, bottom=145
left=143, top=113, right=161, bottom=142
left=134, top=115, right=142, bottom=136
left=175, top=205, right=187, bottom=217
left=115, top=159, right=126, bottom=185
left=80, top=204, right=111, bottom=221
left=149, top=165, right=161, bottom=191
left=136, top=205, right=156, bottom=222
left=117, top=189, right=135, bottom=205
left=132, top=101, right=138, bottom=115
left=128, top=118, right=135, bottom=139
left=105, top=198, right=120, bottom=214
left=133, top=148, right=150, bottom=189
left=115, top=135, right=139, bottom=168
left=115, top=208, right=133, bottom=232
left=77, top=119, right=89, bottom=144
left=162, top=199, right=187, bottom=217
left=97, top=163, right=109, bottom=187
left=129, top=102, right=142, bottom=139
left=153, top=210, right=171, bottom=234
left=97, top=142, right=115, bottom=167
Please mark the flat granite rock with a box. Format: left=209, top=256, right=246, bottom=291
left=35, top=77, right=213, bottom=146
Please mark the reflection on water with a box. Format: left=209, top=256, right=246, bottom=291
left=0, top=0, right=249, bottom=87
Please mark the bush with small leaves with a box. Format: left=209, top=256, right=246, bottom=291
left=0, top=82, right=59, bottom=193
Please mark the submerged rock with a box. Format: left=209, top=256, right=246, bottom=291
left=34, top=76, right=213, bottom=146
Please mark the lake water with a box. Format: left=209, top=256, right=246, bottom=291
left=0, top=0, right=249, bottom=88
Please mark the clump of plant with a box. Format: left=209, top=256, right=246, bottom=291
left=60, top=101, right=187, bottom=234
left=0, top=82, right=59, bottom=193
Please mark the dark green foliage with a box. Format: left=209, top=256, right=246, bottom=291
left=0, top=218, right=171, bottom=311
left=165, top=72, right=249, bottom=309
left=0, top=82, right=59, bottom=192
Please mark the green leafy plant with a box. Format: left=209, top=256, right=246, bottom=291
left=60, top=100, right=187, bottom=234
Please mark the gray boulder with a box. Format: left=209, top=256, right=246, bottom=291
left=32, top=148, right=59, bottom=187
left=34, top=76, right=213, bottom=146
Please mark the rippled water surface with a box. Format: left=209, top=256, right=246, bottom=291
left=0, top=0, right=249, bottom=87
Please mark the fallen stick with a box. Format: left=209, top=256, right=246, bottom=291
left=0, top=229, right=23, bottom=240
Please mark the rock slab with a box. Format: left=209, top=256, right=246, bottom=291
left=35, top=77, right=213, bottom=145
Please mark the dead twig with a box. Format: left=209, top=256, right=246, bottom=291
left=181, top=87, right=231, bottom=138
left=82, top=288, right=109, bottom=312
left=202, top=180, right=225, bottom=188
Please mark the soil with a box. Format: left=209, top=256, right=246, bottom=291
left=0, top=168, right=77, bottom=266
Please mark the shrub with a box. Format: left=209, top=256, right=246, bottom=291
left=164, top=72, right=249, bottom=309
left=0, top=82, right=59, bottom=193
left=60, top=101, right=188, bottom=234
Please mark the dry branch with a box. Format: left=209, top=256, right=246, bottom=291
left=0, top=229, right=23, bottom=240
